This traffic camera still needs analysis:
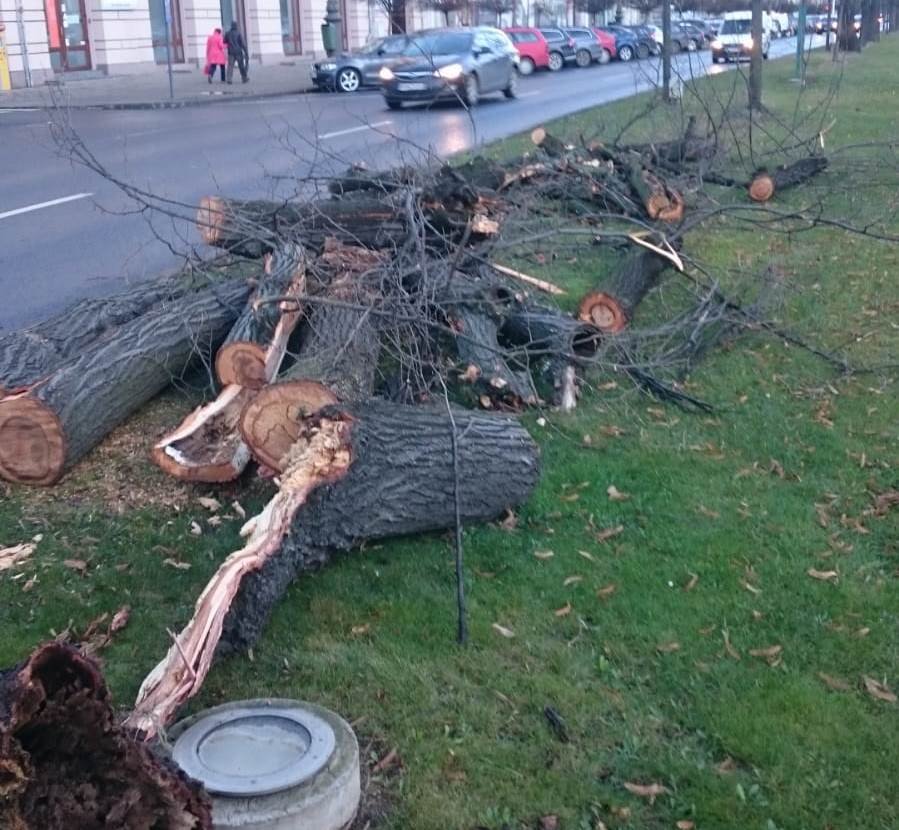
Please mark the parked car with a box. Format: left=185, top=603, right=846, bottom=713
left=312, top=34, right=409, bottom=93
left=706, top=18, right=724, bottom=35
left=711, top=11, right=770, bottom=62
left=604, top=24, right=653, bottom=58
left=675, top=21, right=708, bottom=48
left=644, top=23, right=695, bottom=52
left=627, top=24, right=663, bottom=55
left=503, top=27, right=552, bottom=74
left=380, top=28, right=518, bottom=109
left=539, top=28, right=578, bottom=69
left=563, top=27, right=613, bottom=65
left=594, top=25, right=641, bottom=61
left=679, top=18, right=717, bottom=42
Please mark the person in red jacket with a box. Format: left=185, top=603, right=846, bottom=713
left=205, top=28, right=226, bottom=83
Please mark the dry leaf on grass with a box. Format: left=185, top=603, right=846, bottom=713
left=499, top=509, right=518, bottom=531
left=818, top=672, right=852, bottom=692
left=657, top=641, right=681, bottom=654
left=554, top=603, right=572, bottom=617
left=539, top=816, right=559, bottom=830
left=371, top=748, right=400, bottom=774
left=808, top=568, right=839, bottom=582
left=0, top=543, right=37, bottom=573
left=722, top=629, right=741, bottom=660
left=197, top=496, right=221, bottom=512
left=676, top=822, right=695, bottom=830
left=189, top=521, right=203, bottom=537
left=596, top=583, right=617, bottom=600
left=563, top=575, right=583, bottom=586
left=742, top=581, right=761, bottom=595
left=63, top=559, right=87, bottom=574
left=534, top=549, right=555, bottom=560
left=458, top=364, right=481, bottom=383
left=623, top=781, right=669, bottom=804
left=684, top=573, right=699, bottom=591
left=714, top=756, right=737, bottom=775
left=600, top=424, right=625, bottom=437
left=854, top=626, right=871, bottom=638
left=749, top=644, right=783, bottom=664
left=697, top=504, right=720, bottom=519
left=872, top=489, right=899, bottom=516
left=492, top=623, right=515, bottom=639
left=232, top=500, right=246, bottom=519
left=862, top=676, right=897, bottom=704
left=351, top=623, right=370, bottom=636
left=163, top=558, right=191, bottom=571
left=207, top=515, right=223, bottom=528
left=595, top=524, right=624, bottom=543
left=578, top=550, right=595, bottom=562
left=607, top=485, right=630, bottom=502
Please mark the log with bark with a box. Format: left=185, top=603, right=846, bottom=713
left=128, top=399, right=540, bottom=736
left=0, top=642, right=211, bottom=829
left=748, top=156, right=828, bottom=202
left=215, top=243, right=306, bottom=389
left=531, top=126, right=569, bottom=159
left=622, top=115, right=715, bottom=167
left=577, top=249, right=669, bottom=334
left=0, top=279, right=251, bottom=486
left=0, top=272, right=209, bottom=397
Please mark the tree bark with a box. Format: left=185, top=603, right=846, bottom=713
left=750, top=0, right=764, bottom=109
left=0, top=273, right=206, bottom=396
left=748, top=156, right=828, bottom=202
left=576, top=249, right=668, bottom=333
left=215, top=243, right=306, bottom=389
left=0, top=280, right=251, bottom=486
left=0, top=643, right=211, bottom=829
left=530, top=126, right=569, bottom=158
left=130, top=399, right=540, bottom=735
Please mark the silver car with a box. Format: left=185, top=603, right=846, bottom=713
left=312, top=35, right=410, bottom=93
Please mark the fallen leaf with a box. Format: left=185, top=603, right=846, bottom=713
left=607, top=485, right=630, bottom=502
left=351, top=623, right=370, bottom=636
left=110, top=605, right=130, bottom=633
left=458, top=363, right=481, bottom=383
left=854, top=626, right=871, bottom=638
left=499, top=509, right=518, bottom=531
left=596, top=583, right=617, bottom=600
left=684, top=573, right=699, bottom=591
left=742, top=581, right=761, bottom=595
left=808, top=568, right=839, bottom=582
left=232, top=500, right=246, bottom=519
left=873, top=489, right=899, bottom=516
left=371, top=747, right=400, bottom=774
left=478, top=394, right=493, bottom=409
left=595, top=524, right=624, bottom=543
left=22, top=576, right=38, bottom=592
left=657, top=641, right=681, bottom=653
left=63, top=559, right=87, bottom=574
left=818, top=672, right=851, bottom=692
left=697, top=504, right=720, bottom=519
left=197, top=496, right=221, bottom=512
left=751, top=609, right=764, bottom=621
left=623, top=781, right=669, bottom=804
left=492, top=623, right=515, bottom=638
left=814, top=503, right=830, bottom=528
left=554, top=603, right=572, bottom=617
left=676, top=822, right=696, bottom=830
left=862, top=675, right=897, bottom=704
left=597, top=381, right=618, bottom=391
left=539, top=815, right=560, bottom=830
left=207, top=515, right=223, bottom=527
left=722, top=629, right=741, bottom=660
left=163, top=558, right=191, bottom=570
left=714, top=756, right=737, bottom=775
left=0, top=543, right=36, bottom=573
left=560, top=492, right=580, bottom=502
left=563, top=575, right=583, bottom=586
left=600, top=424, right=625, bottom=437
left=578, top=549, right=595, bottom=562
left=749, top=644, right=783, bottom=663
left=769, top=458, right=785, bottom=478
left=189, top=521, right=203, bottom=536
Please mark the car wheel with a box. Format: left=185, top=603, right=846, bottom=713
left=518, top=56, right=536, bottom=75
left=636, top=43, right=649, bottom=59
left=385, top=98, right=403, bottom=110
left=687, top=38, right=698, bottom=51
left=618, top=44, right=634, bottom=61
left=463, top=73, right=479, bottom=107
left=575, top=48, right=592, bottom=67
left=503, top=69, right=517, bottom=98
left=336, top=67, right=361, bottom=93
left=598, top=48, right=611, bottom=64
left=651, top=43, right=662, bottom=56
left=548, top=51, right=564, bottom=71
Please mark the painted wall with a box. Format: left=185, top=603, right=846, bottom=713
left=0, top=0, right=54, bottom=84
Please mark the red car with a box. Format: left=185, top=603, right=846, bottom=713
left=503, top=27, right=557, bottom=74
left=591, top=27, right=617, bottom=60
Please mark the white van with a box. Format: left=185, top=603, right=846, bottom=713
left=711, top=11, right=771, bottom=62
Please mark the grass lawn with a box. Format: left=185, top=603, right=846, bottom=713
left=2, top=41, right=898, bottom=830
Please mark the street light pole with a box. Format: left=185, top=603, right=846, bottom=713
left=163, top=0, right=174, bottom=100
left=795, top=0, right=807, bottom=80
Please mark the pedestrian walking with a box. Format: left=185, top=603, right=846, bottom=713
left=224, top=21, right=249, bottom=84
left=205, top=27, right=226, bottom=83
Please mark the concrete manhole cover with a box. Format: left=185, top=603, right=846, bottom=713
left=173, top=704, right=337, bottom=797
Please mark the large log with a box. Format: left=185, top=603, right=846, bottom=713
left=0, top=273, right=206, bottom=396
left=129, top=399, right=540, bottom=735
left=0, top=280, right=251, bottom=486
left=748, top=156, right=828, bottom=202
left=0, top=642, right=211, bottom=829
left=577, top=250, right=668, bottom=334
left=215, top=243, right=306, bottom=389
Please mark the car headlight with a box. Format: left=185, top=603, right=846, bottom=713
left=319, top=63, right=337, bottom=71
left=379, top=66, right=395, bottom=81
left=435, top=63, right=463, bottom=80
left=711, top=39, right=723, bottom=49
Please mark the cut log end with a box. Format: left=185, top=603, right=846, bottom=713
left=0, top=395, right=66, bottom=486
left=647, top=190, right=686, bottom=223
left=196, top=195, right=226, bottom=245
left=215, top=342, right=269, bottom=389
left=240, top=380, right=339, bottom=472
left=749, top=174, right=775, bottom=203
left=576, top=291, right=628, bottom=334
left=152, top=386, right=253, bottom=482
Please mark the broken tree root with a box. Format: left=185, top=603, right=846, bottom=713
left=0, top=642, right=211, bottom=829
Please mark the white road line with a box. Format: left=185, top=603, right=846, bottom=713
left=517, top=90, right=541, bottom=98
left=317, top=120, right=392, bottom=140
left=0, top=108, right=40, bottom=114
left=0, top=192, right=93, bottom=221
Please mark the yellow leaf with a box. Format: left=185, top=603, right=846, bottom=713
left=862, top=675, right=897, bottom=704
left=623, top=781, right=669, bottom=804
left=808, top=568, right=838, bottom=582
left=607, top=485, right=630, bottom=502
left=714, top=756, right=737, bottom=775
left=0, top=543, right=36, bottom=573
left=492, top=623, right=515, bottom=638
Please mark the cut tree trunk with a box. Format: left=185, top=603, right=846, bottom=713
left=216, top=243, right=306, bottom=389
left=0, top=273, right=208, bottom=396
left=151, top=385, right=254, bottom=482
left=748, top=156, right=828, bottom=202
left=0, top=642, right=211, bottom=829
left=577, top=250, right=668, bottom=333
left=626, top=165, right=685, bottom=223
left=129, top=399, right=540, bottom=736
left=0, top=280, right=251, bottom=486
left=530, top=126, right=569, bottom=159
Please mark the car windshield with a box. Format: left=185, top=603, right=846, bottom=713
left=721, top=19, right=751, bottom=34
left=403, top=32, right=472, bottom=56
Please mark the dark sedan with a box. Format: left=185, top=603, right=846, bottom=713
left=380, top=28, right=518, bottom=109
left=312, top=35, right=409, bottom=93
left=563, top=27, right=612, bottom=65
left=593, top=25, right=640, bottom=61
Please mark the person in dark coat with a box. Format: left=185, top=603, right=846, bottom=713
left=224, top=21, right=249, bottom=84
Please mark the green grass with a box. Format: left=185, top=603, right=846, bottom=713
left=2, top=43, right=898, bottom=830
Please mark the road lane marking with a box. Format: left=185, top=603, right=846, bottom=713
left=517, top=90, right=541, bottom=98
left=0, top=108, right=40, bottom=114
left=0, top=192, right=93, bottom=221
left=317, top=120, right=392, bottom=140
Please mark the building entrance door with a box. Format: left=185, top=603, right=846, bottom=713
left=220, top=0, right=249, bottom=41
left=43, top=0, right=91, bottom=71
left=150, top=0, right=185, bottom=63
left=280, top=0, right=301, bottom=54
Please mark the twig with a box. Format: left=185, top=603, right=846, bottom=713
left=489, top=262, right=567, bottom=296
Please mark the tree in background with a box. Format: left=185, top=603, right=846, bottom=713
left=629, top=0, right=660, bottom=21
left=420, top=0, right=468, bottom=23
left=477, top=0, right=517, bottom=24
left=749, top=0, right=763, bottom=108
left=574, top=0, right=615, bottom=24
left=369, top=0, right=407, bottom=32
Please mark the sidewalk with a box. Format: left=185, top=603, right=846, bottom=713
left=0, top=60, right=317, bottom=110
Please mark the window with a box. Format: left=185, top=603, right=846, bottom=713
left=403, top=32, right=473, bottom=56
left=511, top=31, right=539, bottom=43
left=540, top=29, right=563, bottom=41
left=721, top=19, right=751, bottom=34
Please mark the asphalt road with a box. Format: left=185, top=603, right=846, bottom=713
left=0, top=36, right=819, bottom=330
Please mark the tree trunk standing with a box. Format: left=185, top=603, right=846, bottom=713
left=750, top=0, right=764, bottom=109
left=129, top=400, right=540, bottom=735
left=661, top=0, right=672, bottom=101
left=0, top=643, right=211, bottom=829
left=0, top=280, right=251, bottom=486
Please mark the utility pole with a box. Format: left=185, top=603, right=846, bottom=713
left=15, top=5, right=32, bottom=88
left=749, top=0, right=763, bottom=109
left=163, top=0, right=174, bottom=99
left=795, top=0, right=807, bottom=80
left=662, top=0, right=671, bottom=100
